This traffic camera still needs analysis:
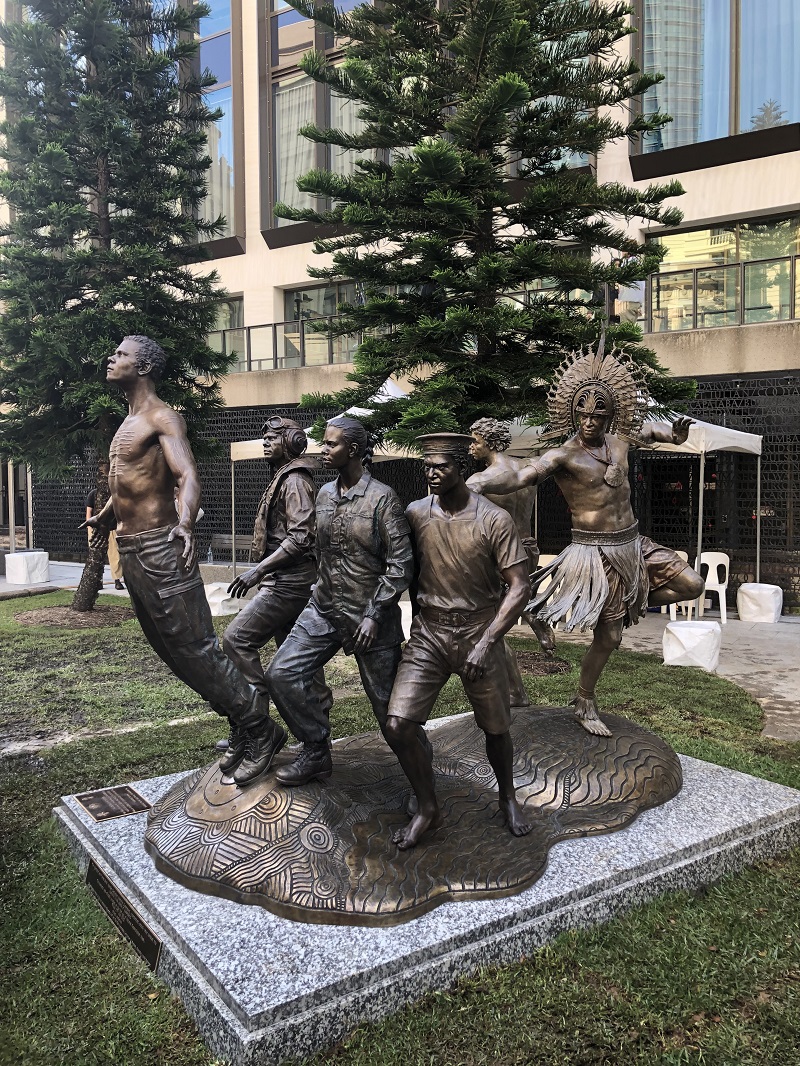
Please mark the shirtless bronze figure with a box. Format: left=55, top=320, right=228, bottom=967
left=84, top=335, right=286, bottom=783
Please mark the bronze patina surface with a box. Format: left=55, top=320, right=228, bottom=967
left=145, top=707, right=682, bottom=926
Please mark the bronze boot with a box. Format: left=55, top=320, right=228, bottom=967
left=218, top=722, right=248, bottom=774
left=233, top=718, right=288, bottom=786
left=275, top=742, right=332, bottom=787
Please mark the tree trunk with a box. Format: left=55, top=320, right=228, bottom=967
left=71, top=460, right=111, bottom=612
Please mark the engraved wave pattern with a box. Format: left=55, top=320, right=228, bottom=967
left=145, top=708, right=682, bottom=924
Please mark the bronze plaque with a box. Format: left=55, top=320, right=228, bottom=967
left=75, top=785, right=151, bottom=822
left=86, top=859, right=162, bottom=971
left=146, top=707, right=683, bottom=926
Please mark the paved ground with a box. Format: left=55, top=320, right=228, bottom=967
left=511, top=611, right=800, bottom=743
left=0, top=559, right=129, bottom=599
left=4, top=560, right=799, bottom=743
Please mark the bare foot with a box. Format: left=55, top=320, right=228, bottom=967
left=392, top=807, right=442, bottom=850
left=500, top=796, right=532, bottom=836
left=570, top=693, right=612, bottom=737
left=524, top=612, right=556, bottom=654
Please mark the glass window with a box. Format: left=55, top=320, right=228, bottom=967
left=271, top=9, right=315, bottom=68
left=214, top=297, right=243, bottom=331
left=697, top=266, right=739, bottom=327
left=273, top=72, right=316, bottom=225
left=199, top=0, right=231, bottom=39
left=740, top=0, right=800, bottom=132
left=743, top=259, right=792, bottom=322
left=202, top=85, right=235, bottom=236
left=328, top=90, right=367, bottom=176
left=642, top=0, right=730, bottom=152
left=739, top=216, right=800, bottom=261
left=201, top=32, right=232, bottom=87
left=650, top=270, right=694, bottom=332
left=650, top=226, right=737, bottom=270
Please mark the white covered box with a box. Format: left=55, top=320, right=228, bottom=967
left=736, top=582, right=783, bottom=623
left=663, top=620, right=722, bottom=673
left=5, top=550, right=50, bottom=585
left=204, top=581, right=243, bottom=617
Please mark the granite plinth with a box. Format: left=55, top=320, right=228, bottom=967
left=55, top=744, right=800, bottom=1066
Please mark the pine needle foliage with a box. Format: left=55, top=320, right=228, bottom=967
left=277, top=0, right=693, bottom=445
left=0, top=0, right=232, bottom=475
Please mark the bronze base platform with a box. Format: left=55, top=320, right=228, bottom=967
left=145, top=707, right=682, bottom=926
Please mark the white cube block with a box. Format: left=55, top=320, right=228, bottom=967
left=204, top=581, right=243, bottom=617
left=736, top=583, right=783, bottom=623
left=663, top=620, right=722, bottom=673
left=5, top=550, right=50, bottom=585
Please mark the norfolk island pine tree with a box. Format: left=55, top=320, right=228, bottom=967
left=276, top=0, right=694, bottom=446
left=0, top=0, right=233, bottom=609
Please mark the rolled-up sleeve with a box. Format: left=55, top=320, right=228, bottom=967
left=363, top=493, right=413, bottom=620
left=280, top=474, right=316, bottom=561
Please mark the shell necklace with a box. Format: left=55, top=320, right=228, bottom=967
left=578, top=435, right=626, bottom=487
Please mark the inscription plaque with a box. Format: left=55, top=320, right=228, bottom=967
left=75, top=785, right=151, bottom=822
left=86, top=859, right=162, bottom=971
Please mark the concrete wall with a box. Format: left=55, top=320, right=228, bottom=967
left=219, top=363, right=354, bottom=408
left=646, top=321, right=800, bottom=378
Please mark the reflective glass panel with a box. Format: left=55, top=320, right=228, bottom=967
left=202, top=85, right=235, bottom=236
left=214, top=297, right=243, bottom=331
left=696, top=266, right=739, bottom=327
left=650, top=270, right=694, bottom=332
left=739, top=216, right=800, bottom=261
left=740, top=0, right=800, bottom=132
left=200, top=0, right=231, bottom=38
left=642, top=0, right=730, bottom=152
left=200, top=32, right=231, bottom=87
left=743, top=259, right=792, bottom=323
left=652, top=226, right=737, bottom=270
left=249, top=325, right=275, bottom=372
left=273, top=73, right=316, bottom=225
left=275, top=321, right=303, bottom=368
left=332, top=330, right=359, bottom=363
left=329, top=91, right=367, bottom=176
left=225, top=328, right=247, bottom=372
left=303, top=322, right=332, bottom=365
left=271, top=9, right=315, bottom=67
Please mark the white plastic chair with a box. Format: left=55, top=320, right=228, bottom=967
left=697, top=551, right=729, bottom=624
left=660, top=550, right=693, bottom=621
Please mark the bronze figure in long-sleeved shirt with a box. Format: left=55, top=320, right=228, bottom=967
left=267, top=417, right=413, bottom=787
left=223, top=418, right=333, bottom=781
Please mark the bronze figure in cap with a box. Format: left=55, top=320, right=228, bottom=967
left=383, top=432, right=533, bottom=849
left=83, top=336, right=285, bottom=783
left=222, top=417, right=333, bottom=781
left=476, top=338, right=705, bottom=736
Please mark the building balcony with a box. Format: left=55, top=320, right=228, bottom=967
left=207, top=318, right=360, bottom=373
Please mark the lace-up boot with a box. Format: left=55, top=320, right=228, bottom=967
left=275, top=742, right=332, bottom=787
left=233, top=718, right=288, bottom=786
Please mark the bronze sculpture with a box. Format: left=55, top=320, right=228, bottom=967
left=222, top=417, right=332, bottom=776
left=467, top=417, right=557, bottom=705
left=84, top=335, right=285, bottom=783
left=477, top=339, right=705, bottom=737
left=384, top=433, right=533, bottom=850
left=266, top=416, right=414, bottom=786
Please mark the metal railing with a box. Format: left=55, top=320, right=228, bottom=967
left=647, top=254, right=800, bottom=333
left=207, top=317, right=361, bottom=372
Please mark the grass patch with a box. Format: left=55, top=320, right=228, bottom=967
left=1, top=595, right=799, bottom=1065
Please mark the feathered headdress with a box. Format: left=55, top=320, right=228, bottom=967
left=539, top=330, right=652, bottom=447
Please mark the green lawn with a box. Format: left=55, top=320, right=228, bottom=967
left=1, top=596, right=799, bottom=1066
